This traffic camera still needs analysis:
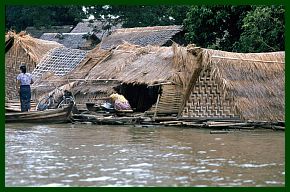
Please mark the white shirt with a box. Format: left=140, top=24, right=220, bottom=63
left=17, top=73, right=33, bottom=85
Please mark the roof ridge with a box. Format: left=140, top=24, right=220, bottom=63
left=114, top=25, right=183, bottom=33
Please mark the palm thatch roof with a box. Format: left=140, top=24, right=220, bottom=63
left=71, top=20, right=103, bottom=33
left=6, top=31, right=63, bottom=63
left=100, top=25, right=183, bottom=49
left=81, top=42, right=198, bottom=88
left=30, top=40, right=284, bottom=121
left=181, top=47, right=285, bottom=121
left=31, top=42, right=197, bottom=108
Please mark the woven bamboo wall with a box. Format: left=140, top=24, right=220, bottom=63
left=5, top=46, right=36, bottom=101
left=148, top=84, right=183, bottom=115
left=182, top=68, right=239, bottom=118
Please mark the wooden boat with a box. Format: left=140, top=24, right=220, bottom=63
left=5, top=103, right=74, bottom=124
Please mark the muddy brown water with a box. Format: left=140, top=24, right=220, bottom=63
left=5, top=123, right=284, bottom=187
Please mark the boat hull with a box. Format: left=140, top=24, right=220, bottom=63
left=5, top=104, right=73, bottom=124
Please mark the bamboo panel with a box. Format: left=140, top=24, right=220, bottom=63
left=182, top=68, right=239, bottom=119
left=148, top=84, right=183, bottom=115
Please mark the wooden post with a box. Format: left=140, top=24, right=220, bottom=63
left=153, top=87, right=161, bottom=121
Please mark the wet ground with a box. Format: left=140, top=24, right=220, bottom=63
left=5, top=123, right=285, bottom=187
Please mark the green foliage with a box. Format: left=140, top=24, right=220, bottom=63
left=233, top=5, right=284, bottom=52
left=183, top=5, right=252, bottom=51
left=5, top=5, right=85, bottom=32
left=183, top=5, right=284, bottom=52
left=84, top=5, right=187, bottom=28
left=5, top=5, right=284, bottom=53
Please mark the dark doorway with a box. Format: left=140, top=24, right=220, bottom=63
left=115, top=83, right=160, bottom=112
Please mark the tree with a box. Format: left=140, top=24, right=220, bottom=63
left=183, top=5, right=284, bottom=52
left=84, top=5, right=187, bottom=28
left=5, top=5, right=85, bottom=32
left=233, top=5, right=284, bottom=52
left=82, top=5, right=188, bottom=40
left=183, top=5, right=252, bottom=51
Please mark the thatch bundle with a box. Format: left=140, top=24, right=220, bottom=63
left=6, top=31, right=62, bottom=63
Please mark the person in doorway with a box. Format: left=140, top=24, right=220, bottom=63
left=16, top=64, right=34, bottom=112
left=109, top=92, right=132, bottom=111
left=98, top=91, right=132, bottom=111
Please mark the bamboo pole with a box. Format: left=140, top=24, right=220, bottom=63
left=211, top=55, right=284, bottom=64
left=33, top=79, right=120, bottom=82
left=152, top=93, right=161, bottom=121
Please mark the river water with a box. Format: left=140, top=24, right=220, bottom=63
left=5, top=123, right=285, bottom=187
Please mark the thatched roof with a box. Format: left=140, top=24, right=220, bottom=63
left=65, top=42, right=198, bottom=97
left=40, top=33, right=92, bottom=49
left=32, top=47, right=88, bottom=81
left=5, top=31, right=63, bottom=63
left=100, top=25, right=183, bottom=49
left=33, top=42, right=196, bottom=98
left=83, top=43, right=195, bottom=85
left=25, top=25, right=73, bottom=38
left=207, top=49, right=284, bottom=121
left=183, top=48, right=285, bottom=121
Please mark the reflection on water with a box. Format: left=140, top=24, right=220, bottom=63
left=5, top=123, right=284, bottom=187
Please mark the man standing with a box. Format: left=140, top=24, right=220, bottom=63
left=16, top=64, right=34, bottom=112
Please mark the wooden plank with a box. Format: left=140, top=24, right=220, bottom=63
left=210, top=130, right=231, bottom=134
left=206, top=122, right=249, bottom=127
left=272, top=126, right=285, bottom=131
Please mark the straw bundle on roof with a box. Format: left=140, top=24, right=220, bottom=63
left=6, top=31, right=62, bottom=63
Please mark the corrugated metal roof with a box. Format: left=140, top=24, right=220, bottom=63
left=100, top=25, right=183, bottom=49
left=70, top=20, right=122, bottom=39
left=25, top=25, right=73, bottom=38
left=40, top=33, right=88, bottom=49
